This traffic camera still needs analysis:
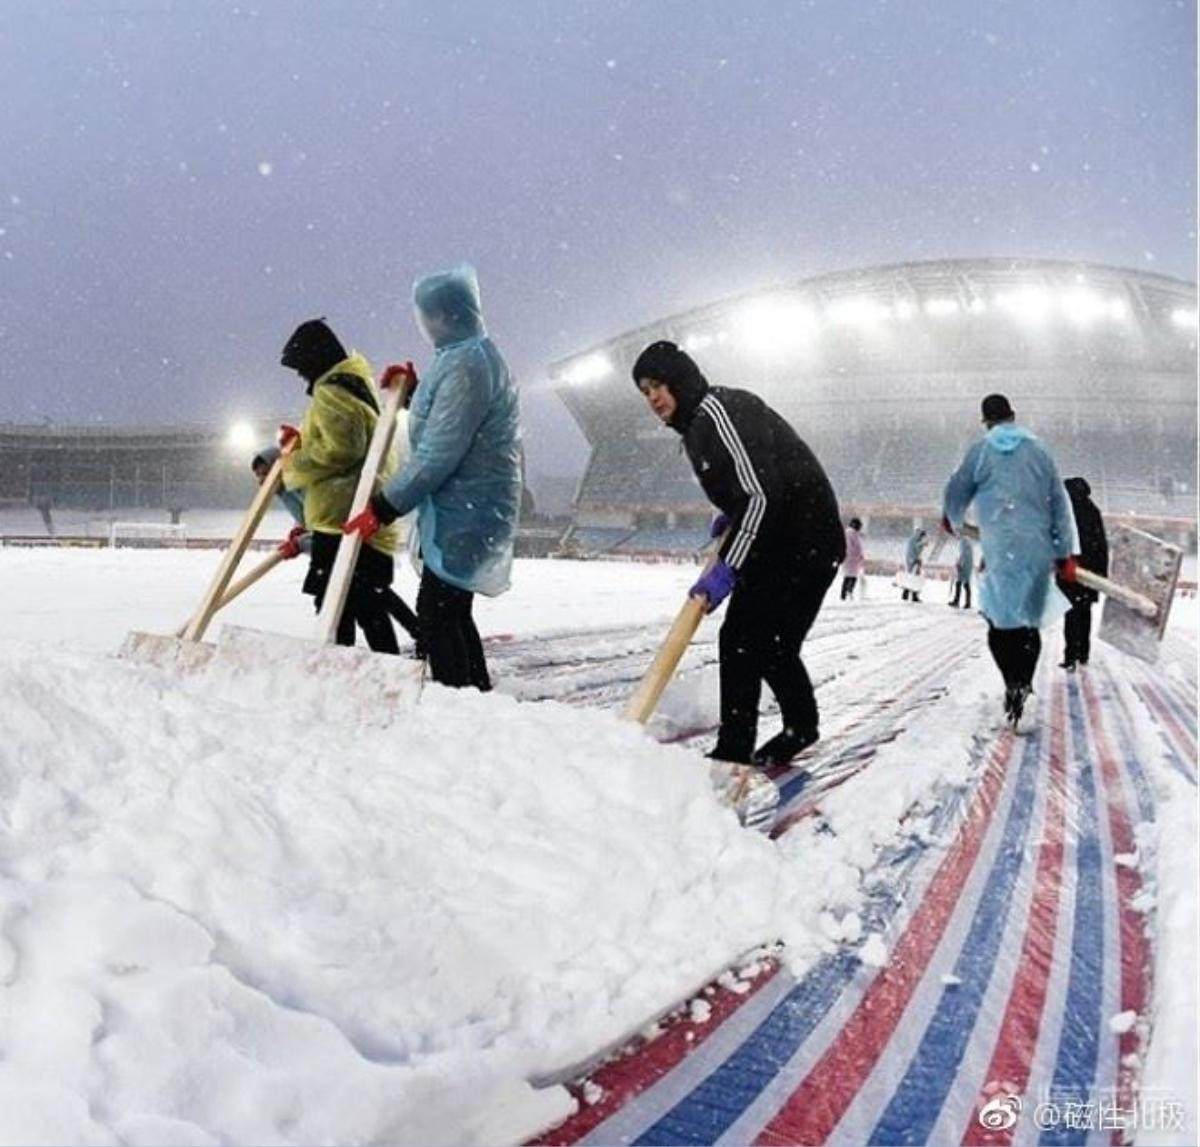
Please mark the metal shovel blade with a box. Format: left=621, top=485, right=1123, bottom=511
left=710, top=761, right=781, bottom=833
left=118, top=630, right=219, bottom=673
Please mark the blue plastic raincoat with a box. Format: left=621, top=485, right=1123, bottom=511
left=905, top=529, right=926, bottom=572
left=380, top=265, right=522, bottom=596
left=956, top=536, right=974, bottom=581
left=943, top=424, right=1077, bottom=629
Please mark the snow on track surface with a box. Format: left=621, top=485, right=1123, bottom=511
left=518, top=618, right=1198, bottom=1146
left=0, top=549, right=1195, bottom=1145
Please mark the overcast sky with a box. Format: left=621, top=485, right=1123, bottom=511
left=0, top=0, right=1194, bottom=476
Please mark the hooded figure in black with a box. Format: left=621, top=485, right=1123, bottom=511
left=1057, top=476, right=1109, bottom=669
left=632, top=340, right=844, bottom=766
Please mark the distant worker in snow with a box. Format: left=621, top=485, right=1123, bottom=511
left=949, top=535, right=974, bottom=609
left=902, top=525, right=927, bottom=602
left=632, top=341, right=844, bottom=767
left=276, top=317, right=402, bottom=654
left=942, top=393, right=1077, bottom=728
left=840, top=517, right=865, bottom=600
left=250, top=447, right=422, bottom=651
left=1057, top=476, right=1109, bottom=671
left=344, top=264, right=523, bottom=691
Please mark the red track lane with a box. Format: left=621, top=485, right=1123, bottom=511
left=768, top=634, right=973, bottom=837
left=528, top=958, right=781, bottom=1146
left=961, top=678, right=1069, bottom=1146
left=1080, top=671, right=1153, bottom=1143
left=525, top=621, right=978, bottom=1146
left=1131, top=676, right=1197, bottom=771
left=753, top=730, right=1021, bottom=1146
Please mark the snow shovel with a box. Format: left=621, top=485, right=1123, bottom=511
left=622, top=536, right=780, bottom=833
left=314, top=365, right=415, bottom=644
left=120, top=441, right=297, bottom=665
left=956, top=523, right=1160, bottom=619
left=1095, top=523, right=1182, bottom=664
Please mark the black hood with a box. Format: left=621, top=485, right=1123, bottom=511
left=1065, top=476, right=1092, bottom=501
left=281, top=318, right=348, bottom=389
left=631, top=340, right=710, bottom=432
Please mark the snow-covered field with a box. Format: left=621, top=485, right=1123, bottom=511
left=0, top=548, right=1195, bottom=1145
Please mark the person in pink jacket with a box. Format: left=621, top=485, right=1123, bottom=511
left=840, top=517, right=865, bottom=600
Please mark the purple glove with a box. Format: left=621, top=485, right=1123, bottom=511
left=690, top=559, right=737, bottom=612
left=709, top=512, right=730, bottom=539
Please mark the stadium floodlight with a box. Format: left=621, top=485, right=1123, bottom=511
left=924, top=297, right=960, bottom=318
left=1106, top=299, right=1129, bottom=321
left=561, top=352, right=614, bottom=386
left=968, top=297, right=987, bottom=315
left=893, top=299, right=915, bottom=322
left=227, top=420, right=258, bottom=452
left=826, top=296, right=891, bottom=326
left=995, top=286, right=1052, bottom=323
left=684, top=332, right=715, bottom=352
left=1058, top=287, right=1109, bottom=325
left=1170, top=307, right=1198, bottom=330
left=733, top=297, right=818, bottom=357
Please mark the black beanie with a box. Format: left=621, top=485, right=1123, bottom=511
left=631, top=340, right=704, bottom=391
left=281, top=317, right=347, bottom=385
left=631, top=341, right=710, bottom=431
left=981, top=393, right=1015, bottom=424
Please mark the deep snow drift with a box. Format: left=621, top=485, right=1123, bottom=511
left=0, top=548, right=1195, bottom=1145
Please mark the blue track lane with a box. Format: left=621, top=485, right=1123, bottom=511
left=1038, top=676, right=1105, bottom=1147
left=869, top=718, right=1044, bottom=1144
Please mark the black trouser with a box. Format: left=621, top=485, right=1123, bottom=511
left=304, top=532, right=399, bottom=655
left=417, top=566, right=491, bottom=690
left=986, top=625, right=1041, bottom=690
left=713, top=558, right=837, bottom=762
left=840, top=575, right=858, bottom=600
left=951, top=578, right=971, bottom=609
left=1063, top=601, right=1093, bottom=665
left=384, top=589, right=421, bottom=644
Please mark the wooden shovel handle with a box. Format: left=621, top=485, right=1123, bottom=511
left=314, top=374, right=407, bottom=645
left=173, top=549, right=288, bottom=638
left=622, top=534, right=727, bottom=724
left=181, top=437, right=297, bottom=642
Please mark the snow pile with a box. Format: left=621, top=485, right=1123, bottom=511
left=0, top=638, right=808, bottom=1145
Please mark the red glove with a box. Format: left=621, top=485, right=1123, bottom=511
left=276, top=525, right=306, bottom=560
left=278, top=423, right=301, bottom=450
left=940, top=515, right=955, bottom=536
left=1057, top=556, right=1079, bottom=583
left=343, top=504, right=381, bottom=541
left=381, top=361, right=419, bottom=407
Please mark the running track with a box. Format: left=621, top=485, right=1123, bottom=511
left=492, top=602, right=1195, bottom=1146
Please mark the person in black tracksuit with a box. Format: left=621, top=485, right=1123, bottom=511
left=632, top=341, right=845, bottom=767
left=1057, top=476, right=1109, bottom=670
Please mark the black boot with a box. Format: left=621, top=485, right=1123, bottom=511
left=752, top=727, right=819, bottom=767
left=706, top=745, right=752, bottom=766
left=1004, top=685, right=1032, bottom=729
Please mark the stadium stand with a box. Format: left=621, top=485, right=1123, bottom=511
left=553, top=258, right=1197, bottom=555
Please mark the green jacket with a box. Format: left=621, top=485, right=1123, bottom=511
left=283, top=352, right=399, bottom=555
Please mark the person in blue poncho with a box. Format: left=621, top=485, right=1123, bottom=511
left=344, top=265, right=522, bottom=690
left=902, top=526, right=927, bottom=602
left=942, top=393, right=1078, bottom=728
left=949, top=535, right=974, bottom=609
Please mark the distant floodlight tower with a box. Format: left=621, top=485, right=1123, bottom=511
left=227, top=419, right=258, bottom=454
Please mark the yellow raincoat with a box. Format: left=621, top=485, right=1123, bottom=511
left=283, top=352, right=399, bottom=555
